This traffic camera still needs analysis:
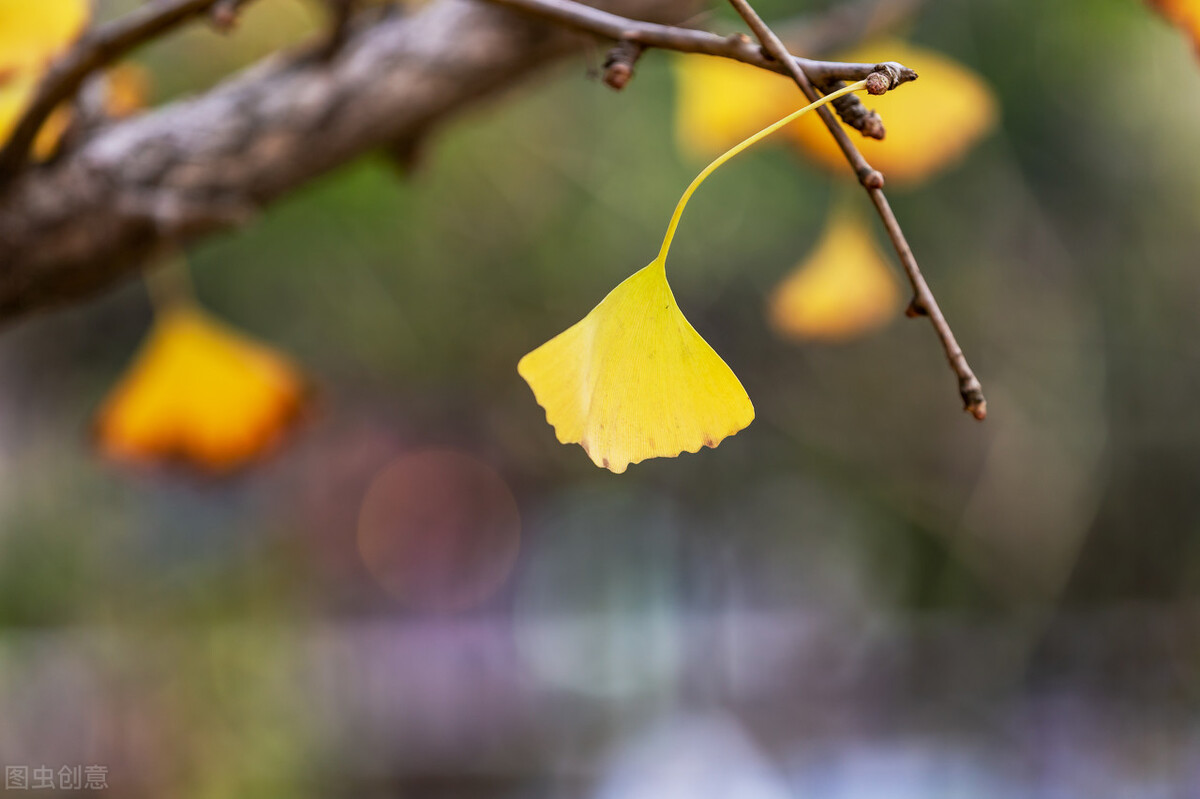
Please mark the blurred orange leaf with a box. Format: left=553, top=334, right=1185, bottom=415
left=94, top=305, right=308, bottom=473
left=768, top=207, right=901, bottom=341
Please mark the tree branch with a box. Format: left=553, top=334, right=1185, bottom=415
left=0, top=0, right=911, bottom=324
left=0, top=0, right=955, bottom=420
left=725, top=0, right=987, bottom=420
left=487, top=0, right=908, bottom=87
left=0, top=0, right=259, bottom=181
left=490, top=0, right=918, bottom=138
left=0, top=0, right=696, bottom=322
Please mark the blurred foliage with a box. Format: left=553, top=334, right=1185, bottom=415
left=3, top=0, right=1200, bottom=795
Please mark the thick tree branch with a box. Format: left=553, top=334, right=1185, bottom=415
left=726, top=0, right=987, bottom=420
left=0, top=0, right=917, bottom=325
left=0, top=0, right=259, bottom=181
left=0, top=0, right=696, bottom=322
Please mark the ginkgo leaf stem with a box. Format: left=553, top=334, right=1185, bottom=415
left=656, top=78, right=870, bottom=265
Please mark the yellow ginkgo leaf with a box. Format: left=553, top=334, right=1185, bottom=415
left=0, top=0, right=88, bottom=74
left=521, top=79, right=872, bottom=473
left=1149, top=0, right=1200, bottom=53
left=768, top=208, right=900, bottom=341
left=519, top=259, right=754, bottom=474
left=789, top=41, right=997, bottom=185
left=94, top=305, right=308, bottom=472
left=672, top=54, right=795, bottom=159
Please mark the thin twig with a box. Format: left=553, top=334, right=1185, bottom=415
left=485, top=0, right=902, bottom=87
left=725, top=0, right=986, bottom=419
left=0, top=0, right=260, bottom=181
left=487, top=0, right=914, bottom=138
left=0, top=0, right=698, bottom=321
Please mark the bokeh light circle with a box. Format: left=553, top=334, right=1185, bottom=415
left=357, top=450, right=521, bottom=612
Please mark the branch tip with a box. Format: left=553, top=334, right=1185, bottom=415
left=602, top=39, right=642, bottom=90
left=829, top=89, right=886, bottom=139
left=877, top=61, right=916, bottom=89
left=961, top=379, right=987, bottom=420
left=865, top=70, right=889, bottom=95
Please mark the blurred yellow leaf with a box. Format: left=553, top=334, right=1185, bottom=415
left=519, top=259, right=754, bottom=473
left=672, top=54, right=795, bottom=159
left=104, top=63, right=151, bottom=119
left=0, top=0, right=88, bottom=73
left=1149, top=0, right=1200, bottom=53
left=95, top=306, right=308, bottom=473
left=768, top=207, right=901, bottom=341
left=789, top=41, right=998, bottom=185
left=0, top=0, right=92, bottom=158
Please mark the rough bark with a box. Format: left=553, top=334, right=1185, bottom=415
left=0, top=0, right=691, bottom=323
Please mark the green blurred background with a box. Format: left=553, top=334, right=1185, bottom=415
left=2, top=0, right=1200, bottom=795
